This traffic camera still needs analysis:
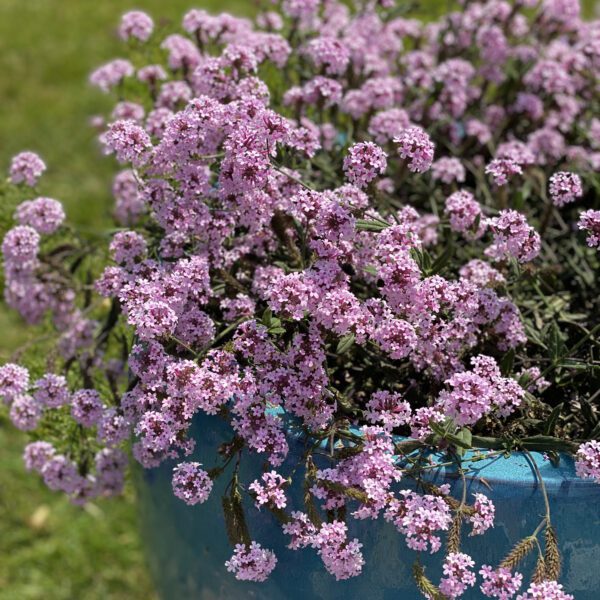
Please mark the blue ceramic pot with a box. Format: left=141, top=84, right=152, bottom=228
left=136, top=413, right=600, bottom=599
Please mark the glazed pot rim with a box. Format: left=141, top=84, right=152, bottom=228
left=265, top=407, right=597, bottom=496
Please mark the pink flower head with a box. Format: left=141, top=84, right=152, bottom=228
left=432, top=157, right=466, bottom=184
left=15, top=197, right=65, bottom=234
left=445, top=190, right=485, bottom=238
left=384, top=490, right=452, bottom=553
left=71, top=389, right=104, bottom=427
left=480, top=565, right=523, bottom=599
left=486, top=210, right=541, bottom=263
left=249, top=471, right=287, bottom=509
left=172, top=462, right=213, bottom=505
left=485, top=159, right=523, bottom=186
left=343, top=142, right=388, bottom=188
left=549, top=172, right=583, bottom=207
left=33, top=373, right=70, bottom=408
left=225, top=542, right=277, bottom=582
left=439, top=552, right=477, bottom=598
left=516, top=581, right=574, bottom=599
left=9, top=394, right=42, bottom=431
left=578, top=209, right=600, bottom=248
left=394, top=126, right=435, bottom=173
left=312, top=521, right=365, bottom=581
left=469, top=493, right=495, bottom=535
left=9, top=151, right=46, bottom=186
left=89, top=59, right=134, bottom=92
left=575, top=440, right=600, bottom=484
left=119, top=11, right=154, bottom=42
left=366, top=390, right=411, bottom=431
left=0, top=363, right=30, bottom=404
left=282, top=511, right=317, bottom=549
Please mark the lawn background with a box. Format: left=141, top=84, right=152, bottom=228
left=0, top=0, right=597, bottom=598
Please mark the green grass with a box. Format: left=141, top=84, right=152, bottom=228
left=0, top=2, right=248, bottom=599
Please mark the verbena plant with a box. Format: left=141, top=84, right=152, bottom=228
left=1, top=0, right=600, bottom=597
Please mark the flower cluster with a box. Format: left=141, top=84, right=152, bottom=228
left=172, top=462, right=213, bottom=505
left=2, top=0, right=600, bottom=594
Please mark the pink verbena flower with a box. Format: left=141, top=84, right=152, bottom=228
left=516, top=581, right=574, bottom=600
left=438, top=355, right=523, bottom=426
left=445, top=190, right=485, bottom=238
left=89, top=59, right=134, bottom=93
left=548, top=172, right=583, bottom=207
left=480, top=566, right=523, bottom=599
left=2, top=226, right=40, bottom=263
left=95, top=447, right=128, bottom=496
left=384, top=490, right=452, bottom=553
left=575, top=440, right=600, bottom=484
left=100, top=120, right=152, bottom=167
left=9, top=394, right=42, bottom=431
left=41, top=455, right=80, bottom=494
left=225, top=542, right=277, bottom=582
left=71, top=389, right=104, bottom=427
left=23, top=441, right=56, bottom=472
left=15, top=198, right=65, bottom=234
left=119, top=11, right=154, bottom=42
left=9, top=151, right=46, bottom=186
left=33, top=374, right=70, bottom=408
left=312, top=521, right=365, bottom=580
left=485, top=159, right=523, bottom=186
left=0, top=363, right=30, bottom=404
left=469, top=493, right=495, bottom=535
left=109, top=231, right=147, bottom=269
left=432, top=157, right=466, bottom=184
left=172, top=462, right=213, bottom=505
left=282, top=512, right=317, bottom=549
left=366, top=390, right=411, bottom=431
left=578, top=209, right=600, bottom=248
left=249, top=471, right=287, bottom=509
left=486, top=210, right=541, bottom=263
left=394, top=126, right=435, bottom=173
left=343, top=142, right=388, bottom=188
left=439, top=552, right=477, bottom=598
left=410, top=406, right=445, bottom=440
left=304, top=37, right=350, bottom=75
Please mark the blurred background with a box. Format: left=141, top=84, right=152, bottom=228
left=0, top=0, right=597, bottom=598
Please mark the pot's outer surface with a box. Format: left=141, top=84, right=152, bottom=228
left=137, top=414, right=600, bottom=600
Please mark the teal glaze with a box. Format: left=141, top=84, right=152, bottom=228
left=136, top=413, right=600, bottom=599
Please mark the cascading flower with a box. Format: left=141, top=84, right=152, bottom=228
left=1, top=0, right=598, bottom=595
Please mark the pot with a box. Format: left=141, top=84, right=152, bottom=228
left=136, top=413, right=600, bottom=599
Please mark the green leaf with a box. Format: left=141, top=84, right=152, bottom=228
left=500, top=349, right=515, bottom=376
left=410, top=247, right=432, bottom=273
left=336, top=333, right=356, bottom=354
left=356, top=219, right=390, bottom=232
left=520, top=435, right=577, bottom=454
left=524, top=321, right=548, bottom=349
left=546, top=322, right=566, bottom=361
left=543, top=403, right=563, bottom=436
left=430, top=422, right=472, bottom=450
left=429, top=240, right=454, bottom=275
left=261, top=307, right=273, bottom=327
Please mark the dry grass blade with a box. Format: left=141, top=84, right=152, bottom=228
left=545, top=526, right=562, bottom=580
left=500, top=536, right=536, bottom=570
left=447, top=512, right=463, bottom=554
left=413, top=561, right=449, bottom=600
